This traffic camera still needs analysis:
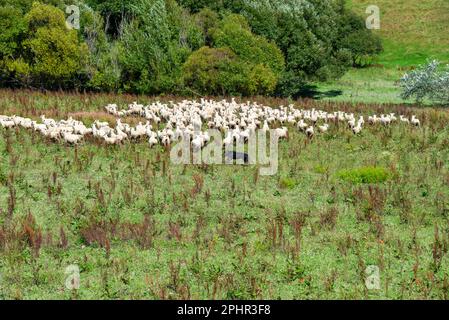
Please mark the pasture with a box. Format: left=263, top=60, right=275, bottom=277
left=318, top=0, right=449, bottom=105
left=1, top=89, right=449, bottom=299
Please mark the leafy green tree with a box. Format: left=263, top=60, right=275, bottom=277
left=79, top=4, right=121, bottom=91
left=85, top=0, right=136, bottom=38
left=0, top=0, right=383, bottom=96
left=337, top=12, right=383, bottom=67
left=1, top=0, right=66, bottom=9
left=187, top=13, right=284, bottom=96
left=211, top=14, right=284, bottom=76
left=0, top=5, right=29, bottom=86
left=182, top=13, right=283, bottom=96
left=0, top=6, right=27, bottom=59
left=400, top=60, right=449, bottom=105
left=22, top=2, right=89, bottom=88
left=193, top=8, right=219, bottom=46
left=118, top=0, right=203, bottom=94
left=183, top=46, right=279, bottom=96
left=236, top=0, right=342, bottom=82
left=176, top=0, right=225, bottom=13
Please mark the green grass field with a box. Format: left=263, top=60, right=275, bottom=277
left=317, top=0, right=449, bottom=104
left=1, top=90, right=449, bottom=299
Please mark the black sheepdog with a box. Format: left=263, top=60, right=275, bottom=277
left=224, top=151, right=249, bottom=164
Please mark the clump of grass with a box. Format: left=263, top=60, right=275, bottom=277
left=313, top=165, right=328, bottom=174
left=337, top=166, right=391, bottom=184
left=279, top=177, right=297, bottom=190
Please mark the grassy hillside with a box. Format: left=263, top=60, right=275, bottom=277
left=318, top=0, right=449, bottom=104
left=348, top=0, right=449, bottom=67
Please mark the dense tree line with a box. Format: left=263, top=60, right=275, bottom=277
left=0, top=0, right=382, bottom=97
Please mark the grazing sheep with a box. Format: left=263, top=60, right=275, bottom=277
left=62, top=132, right=83, bottom=145
left=223, top=132, right=232, bottom=147
left=148, top=134, right=158, bottom=147
left=400, top=115, right=410, bottom=124
left=1, top=99, right=422, bottom=152
left=94, top=120, right=109, bottom=128
left=0, top=118, right=15, bottom=129
left=104, top=136, right=119, bottom=145
left=297, top=120, right=308, bottom=131
left=352, top=125, right=363, bottom=135
left=411, top=116, right=420, bottom=126
left=380, top=115, right=391, bottom=126
left=275, top=127, right=288, bottom=140
left=348, top=118, right=356, bottom=129
left=318, top=124, right=329, bottom=133
left=161, top=135, right=171, bottom=147
left=305, top=126, right=314, bottom=139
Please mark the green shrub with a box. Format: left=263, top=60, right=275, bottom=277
left=337, top=166, right=391, bottom=184
left=0, top=0, right=62, bottom=13
left=184, top=13, right=284, bottom=96
left=0, top=5, right=28, bottom=86
left=247, top=64, right=277, bottom=95
left=212, top=14, right=285, bottom=77
left=182, top=46, right=247, bottom=96
left=182, top=45, right=280, bottom=96
left=339, top=28, right=383, bottom=67
left=88, top=42, right=122, bottom=91
left=2, top=57, right=32, bottom=85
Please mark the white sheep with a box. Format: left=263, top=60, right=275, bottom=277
left=411, top=116, right=420, bottom=126
left=318, top=124, right=329, bottom=133
left=305, top=126, right=314, bottom=139
left=275, top=127, right=288, bottom=140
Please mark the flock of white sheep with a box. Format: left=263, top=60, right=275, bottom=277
left=0, top=98, right=420, bottom=147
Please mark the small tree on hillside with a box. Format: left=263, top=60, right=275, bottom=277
left=400, top=60, right=449, bottom=105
